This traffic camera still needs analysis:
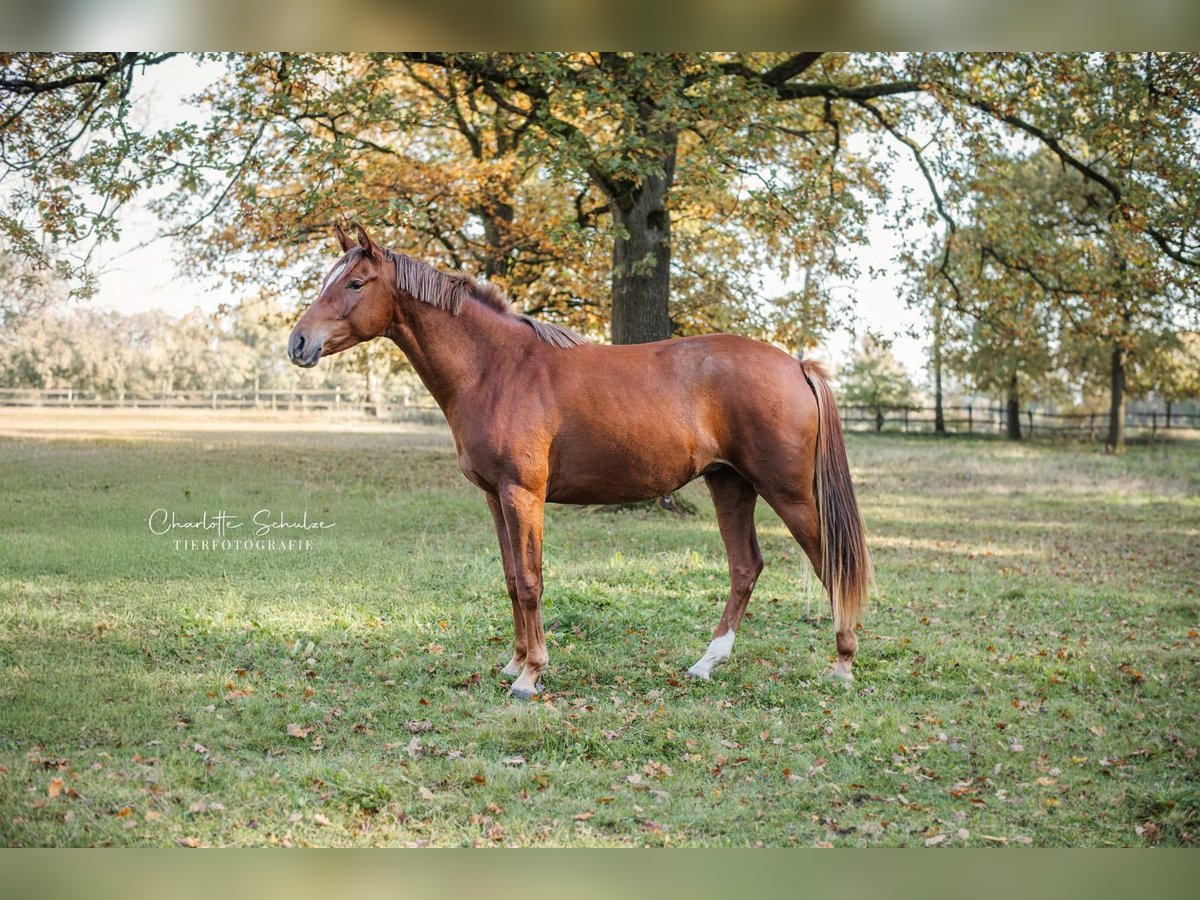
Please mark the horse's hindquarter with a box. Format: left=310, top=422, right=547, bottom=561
left=543, top=335, right=815, bottom=504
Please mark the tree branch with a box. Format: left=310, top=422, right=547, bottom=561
left=934, top=80, right=1200, bottom=269
left=761, top=52, right=824, bottom=87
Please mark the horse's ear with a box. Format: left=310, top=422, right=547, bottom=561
left=334, top=222, right=354, bottom=254
left=352, top=222, right=380, bottom=259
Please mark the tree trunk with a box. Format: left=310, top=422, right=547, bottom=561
left=875, top=408, right=884, bottom=432
left=366, top=355, right=388, bottom=419
left=1006, top=374, right=1022, bottom=441
left=932, top=301, right=946, bottom=435
left=1106, top=342, right=1127, bottom=453
left=609, top=133, right=677, bottom=346
left=478, top=198, right=515, bottom=281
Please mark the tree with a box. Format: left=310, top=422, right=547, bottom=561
left=1128, top=330, right=1200, bottom=425
left=905, top=55, right=1200, bottom=452
left=396, top=52, right=911, bottom=344
left=838, top=333, right=917, bottom=432
left=0, top=52, right=183, bottom=295
left=930, top=147, right=1197, bottom=450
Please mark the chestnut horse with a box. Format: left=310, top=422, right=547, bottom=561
left=289, top=224, right=872, bottom=699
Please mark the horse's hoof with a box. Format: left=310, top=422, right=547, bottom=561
left=500, top=663, right=523, bottom=678
left=828, top=668, right=854, bottom=683
left=509, top=683, right=543, bottom=701
left=685, top=666, right=711, bottom=681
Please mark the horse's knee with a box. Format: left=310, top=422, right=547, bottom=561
left=514, top=576, right=542, bottom=605
left=732, top=553, right=763, bottom=589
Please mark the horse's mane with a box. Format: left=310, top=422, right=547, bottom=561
left=342, top=246, right=588, bottom=349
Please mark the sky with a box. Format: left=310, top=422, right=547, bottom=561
left=85, top=55, right=934, bottom=379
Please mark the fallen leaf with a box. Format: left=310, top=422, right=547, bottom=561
left=470, top=774, right=487, bottom=785
left=177, top=837, right=202, bottom=848
left=643, top=761, right=673, bottom=780
left=1136, top=822, right=1161, bottom=843
left=925, top=834, right=948, bottom=846
left=418, top=787, right=435, bottom=800
left=286, top=724, right=312, bottom=739
left=313, top=813, right=331, bottom=827
left=47, top=778, right=64, bottom=798
left=572, top=810, right=595, bottom=821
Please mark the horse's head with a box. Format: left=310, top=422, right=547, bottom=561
left=287, top=223, right=395, bottom=368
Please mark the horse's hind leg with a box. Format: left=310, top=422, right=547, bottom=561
left=760, top=489, right=857, bottom=681
left=687, top=467, right=763, bottom=680
left=486, top=493, right=526, bottom=679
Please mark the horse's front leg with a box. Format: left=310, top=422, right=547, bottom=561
left=497, top=482, right=547, bottom=700
left=486, top=493, right=526, bottom=679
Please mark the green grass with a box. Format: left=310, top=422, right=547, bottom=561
left=1, top=410, right=1198, bottom=847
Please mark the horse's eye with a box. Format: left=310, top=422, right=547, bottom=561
left=349, top=280, right=364, bottom=291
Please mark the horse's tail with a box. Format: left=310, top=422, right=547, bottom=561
left=799, top=359, right=873, bottom=634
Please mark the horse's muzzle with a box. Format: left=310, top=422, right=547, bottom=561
left=288, top=331, right=322, bottom=368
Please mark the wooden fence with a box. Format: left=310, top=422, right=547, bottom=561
left=839, top=403, right=1200, bottom=440
left=0, top=387, right=442, bottom=419
left=2, top=388, right=1197, bottom=440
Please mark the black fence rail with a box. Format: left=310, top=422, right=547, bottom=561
left=840, top=403, right=1200, bottom=439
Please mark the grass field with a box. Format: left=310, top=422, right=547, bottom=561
left=1, top=408, right=1197, bottom=847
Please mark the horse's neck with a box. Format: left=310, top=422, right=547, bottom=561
left=386, top=297, right=522, bottom=414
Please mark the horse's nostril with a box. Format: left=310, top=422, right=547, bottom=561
left=294, top=334, right=305, bottom=354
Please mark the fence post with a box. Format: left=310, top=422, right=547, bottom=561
left=1151, top=411, right=1157, bottom=442
left=211, top=390, right=217, bottom=410
left=967, top=404, right=973, bottom=433
left=904, top=407, right=909, bottom=433
left=1027, top=410, right=1034, bottom=438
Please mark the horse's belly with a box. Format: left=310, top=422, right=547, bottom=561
left=545, top=430, right=710, bottom=504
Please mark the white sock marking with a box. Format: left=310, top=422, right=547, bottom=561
left=687, top=630, right=735, bottom=680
